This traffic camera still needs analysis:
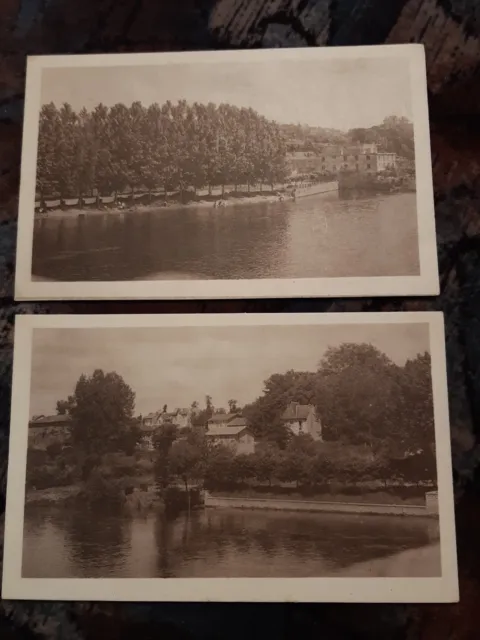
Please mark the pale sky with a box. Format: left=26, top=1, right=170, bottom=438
left=40, top=57, right=412, bottom=130
left=29, top=323, right=429, bottom=417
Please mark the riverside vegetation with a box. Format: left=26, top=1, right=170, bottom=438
left=35, top=102, right=415, bottom=212
left=26, top=344, right=437, bottom=512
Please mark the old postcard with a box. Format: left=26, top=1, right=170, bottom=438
left=3, top=312, right=457, bottom=602
left=15, top=45, right=438, bottom=300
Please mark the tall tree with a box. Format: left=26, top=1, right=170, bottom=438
left=59, top=369, right=138, bottom=457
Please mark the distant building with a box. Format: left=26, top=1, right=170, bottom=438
left=28, top=414, right=72, bottom=449
left=140, top=407, right=193, bottom=450
left=281, top=403, right=322, bottom=440
left=206, top=412, right=242, bottom=429
left=143, top=407, right=192, bottom=430
left=205, top=425, right=255, bottom=455
left=287, top=144, right=396, bottom=177
left=376, top=152, right=397, bottom=172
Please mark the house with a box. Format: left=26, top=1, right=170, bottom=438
left=376, top=152, right=397, bottom=172
left=206, top=412, right=242, bottom=429
left=205, top=425, right=255, bottom=455
left=142, top=407, right=192, bottom=430
left=140, top=407, right=193, bottom=450
left=28, top=414, right=72, bottom=449
left=281, top=403, right=322, bottom=440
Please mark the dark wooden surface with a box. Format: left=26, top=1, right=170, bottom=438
left=1, top=1, right=480, bottom=638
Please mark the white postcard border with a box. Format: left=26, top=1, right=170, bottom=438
left=3, top=312, right=457, bottom=602
left=14, top=45, right=439, bottom=300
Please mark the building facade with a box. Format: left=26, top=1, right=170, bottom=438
left=281, top=403, right=322, bottom=440
left=28, top=414, right=72, bottom=449
left=287, top=144, right=397, bottom=177
left=205, top=425, right=255, bottom=455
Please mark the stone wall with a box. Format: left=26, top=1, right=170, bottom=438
left=205, top=494, right=435, bottom=517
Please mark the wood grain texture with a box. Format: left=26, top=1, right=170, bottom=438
left=0, top=1, right=479, bottom=638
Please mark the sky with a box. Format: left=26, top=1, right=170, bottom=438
left=40, top=57, right=412, bottom=130
left=29, top=322, right=430, bottom=417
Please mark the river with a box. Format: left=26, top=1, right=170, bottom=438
left=31, top=192, right=419, bottom=281
left=22, top=505, right=440, bottom=578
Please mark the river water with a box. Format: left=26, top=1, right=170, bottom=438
left=22, top=505, right=439, bottom=578
left=31, top=192, right=419, bottom=281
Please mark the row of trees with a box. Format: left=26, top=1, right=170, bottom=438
left=36, top=100, right=288, bottom=204
left=151, top=426, right=436, bottom=497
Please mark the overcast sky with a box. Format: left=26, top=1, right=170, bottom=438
left=40, top=56, right=412, bottom=130
left=29, top=322, right=429, bottom=417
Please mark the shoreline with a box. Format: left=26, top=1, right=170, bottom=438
left=204, top=494, right=438, bottom=517
left=34, top=192, right=290, bottom=219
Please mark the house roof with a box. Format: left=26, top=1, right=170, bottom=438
left=29, top=414, right=71, bottom=427
left=207, top=413, right=239, bottom=424
left=281, top=403, right=313, bottom=421
left=206, top=426, right=250, bottom=437
left=228, top=416, right=248, bottom=427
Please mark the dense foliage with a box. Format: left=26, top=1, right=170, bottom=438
left=36, top=100, right=288, bottom=202
left=243, top=344, right=435, bottom=463
left=27, top=343, right=437, bottom=501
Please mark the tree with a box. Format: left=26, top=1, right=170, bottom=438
left=228, top=399, right=238, bottom=413
left=316, top=343, right=401, bottom=449
left=59, top=369, right=138, bottom=458
left=251, top=445, right=279, bottom=487
left=168, top=440, right=204, bottom=493
left=36, top=103, right=59, bottom=206
left=56, top=398, right=73, bottom=415
left=204, top=445, right=236, bottom=488
left=205, top=395, right=214, bottom=417
left=153, top=422, right=178, bottom=494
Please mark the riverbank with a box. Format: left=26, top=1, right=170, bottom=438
left=205, top=494, right=438, bottom=517
left=25, top=484, right=163, bottom=513
left=34, top=192, right=290, bottom=219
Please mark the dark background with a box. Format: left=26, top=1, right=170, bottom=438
left=1, top=1, right=480, bottom=638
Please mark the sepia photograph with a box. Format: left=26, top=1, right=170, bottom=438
left=3, top=313, right=457, bottom=602
left=15, top=46, right=438, bottom=300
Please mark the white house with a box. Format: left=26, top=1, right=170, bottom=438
left=205, top=425, right=255, bottom=455
left=281, top=402, right=322, bottom=440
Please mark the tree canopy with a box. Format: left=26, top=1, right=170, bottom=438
left=57, top=369, right=140, bottom=456
left=36, top=100, right=288, bottom=201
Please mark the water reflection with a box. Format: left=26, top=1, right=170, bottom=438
left=22, top=505, right=439, bottom=578
left=32, top=192, right=419, bottom=281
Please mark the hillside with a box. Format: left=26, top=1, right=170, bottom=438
left=280, top=115, right=415, bottom=159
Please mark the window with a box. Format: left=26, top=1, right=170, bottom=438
left=366, top=155, right=370, bottom=160
left=355, top=155, right=359, bottom=160
left=367, top=163, right=371, bottom=169
left=356, top=163, right=359, bottom=171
